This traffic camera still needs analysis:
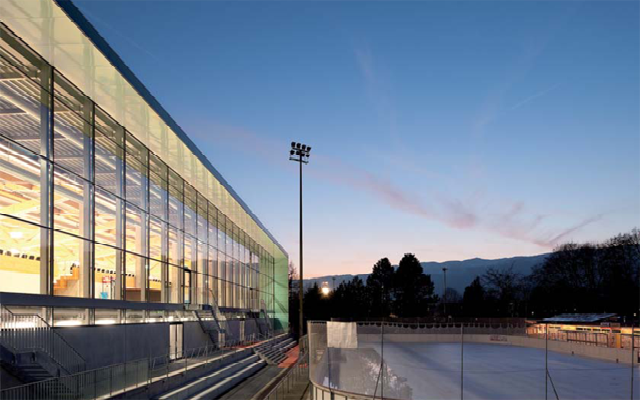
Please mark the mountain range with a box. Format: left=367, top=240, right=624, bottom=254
left=303, top=254, right=548, bottom=295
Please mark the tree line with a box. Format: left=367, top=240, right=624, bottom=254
left=289, top=229, right=639, bottom=332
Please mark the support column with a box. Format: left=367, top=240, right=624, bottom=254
left=115, top=141, right=124, bottom=301
left=161, top=221, right=168, bottom=303
left=39, top=64, right=53, bottom=296
left=80, top=100, right=94, bottom=300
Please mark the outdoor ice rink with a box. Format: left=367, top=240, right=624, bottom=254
left=315, top=342, right=639, bottom=400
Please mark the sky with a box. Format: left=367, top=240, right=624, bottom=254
left=74, top=0, right=639, bottom=278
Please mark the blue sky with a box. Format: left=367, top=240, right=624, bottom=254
left=75, top=0, right=639, bottom=277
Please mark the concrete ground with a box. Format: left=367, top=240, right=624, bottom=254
left=215, top=365, right=282, bottom=400
left=202, top=344, right=310, bottom=400
left=314, top=342, right=639, bottom=400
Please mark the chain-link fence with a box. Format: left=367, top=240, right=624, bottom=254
left=308, top=321, right=638, bottom=400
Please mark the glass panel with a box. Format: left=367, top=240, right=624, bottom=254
left=125, top=203, right=144, bottom=255
left=183, top=269, right=191, bottom=305
left=196, top=272, right=205, bottom=305
left=168, top=264, right=180, bottom=304
left=149, top=171, right=167, bottom=221
left=148, top=259, right=162, bottom=303
left=197, top=243, right=207, bottom=304
left=124, top=252, right=145, bottom=302
left=95, top=107, right=123, bottom=148
left=53, top=166, right=84, bottom=237
left=168, top=192, right=182, bottom=231
left=53, top=308, right=88, bottom=326
left=125, top=153, right=147, bottom=210
left=0, top=58, right=46, bottom=156
left=125, top=309, right=144, bottom=324
left=149, top=216, right=163, bottom=261
left=94, top=187, right=118, bottom=247
left=184, top=234, right=195, bottom=271
left=53, top=231, right=86, bottom=298
left=0, top=215, right=41, bottom=294
left=147, top=309, right=164, bottom=323
left=94, top=244, right=118, bottom=300
left=0, top=136, right=41, bottom=225
left=95, top=131, right=123, bottom=196
left=53, top=73, right=92, bottom=180
left=168, top=170, right=182, bottom=230
left=184, top=185, right=196, bottom=237
left=168, top=225, right=180, bottom=266
left=95, top=308, right=120, bottom=325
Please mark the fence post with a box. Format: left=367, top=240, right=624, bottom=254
left=461, top=324, right=464, bottom=400
left=631, top=326, right=635, bottom=400
left=545, top=322, right=548, bottom=400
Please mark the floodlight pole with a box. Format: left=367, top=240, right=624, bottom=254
left=298, top=155, right=303, bottom=338
left=289, top=142, right=310, bottom=338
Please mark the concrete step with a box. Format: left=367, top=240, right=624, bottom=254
left=155, top=355, right=261, bottom=400
left=187, top=359, right=266, bottom=400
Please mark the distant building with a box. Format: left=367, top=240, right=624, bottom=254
left=541, top=313, right=619, bottom=325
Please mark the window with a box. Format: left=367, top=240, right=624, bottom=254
left=0, top=137, right=42, bottom=225
left=94, top=244, right=118, bottom=299
left=53, top=231, right=87, bottom=298
left=0, top=215, right=41, bottom=294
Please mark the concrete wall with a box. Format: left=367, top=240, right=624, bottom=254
left=55, top=323, right=171, bottom=370
left=55, top=319, right=264, bottom=370
left=358, top=333, right=634, bottom=365
left=183, top=321, right=213, bottom=351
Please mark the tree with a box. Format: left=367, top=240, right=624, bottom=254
left=329, top=276, right=369, bottom=320
left=288, top=262, right=299, bottom=334
left=393, top=253, right=437, bottom=317
left=463, top=276, right=485, bottom=317
left=444, top=287, right=462, bottom=304
left=482, top=266, right=523, bottom=317
left=366, top=258, right=395, bottom=317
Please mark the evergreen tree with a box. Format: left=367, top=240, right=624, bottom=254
left=367, top=258, right=395, bottom=317
left=393, top=253, right=436, bottom=317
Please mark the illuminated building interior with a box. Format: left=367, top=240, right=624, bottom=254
left=0, top=1, right=288, bottom=328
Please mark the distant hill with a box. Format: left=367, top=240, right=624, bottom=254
left=303, top=254, right=548, bottom=294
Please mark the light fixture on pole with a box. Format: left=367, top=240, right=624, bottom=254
left=289, top=142, right=311, bottom=337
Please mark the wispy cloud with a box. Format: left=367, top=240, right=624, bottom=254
left=190, top=119, right=605, bottom=250
left=536, top=214, right=604, bottom=247
left=471, top=4, right=580, bottom=135
left=510, top=83, right=562, bottom=111
left=353, top=43, right=400, bottom=145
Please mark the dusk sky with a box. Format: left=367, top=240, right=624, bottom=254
left=75, top=0, right=639, bottom=278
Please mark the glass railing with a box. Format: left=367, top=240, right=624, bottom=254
left=308, top=321, right=637, bottom=400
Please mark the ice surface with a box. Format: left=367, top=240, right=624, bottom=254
left=315, top=342, right=639, bottom=400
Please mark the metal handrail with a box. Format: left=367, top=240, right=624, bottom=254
left=263, top=336, right=309, bottom=400
left=0, top=307, right=86, bottom=374
left=0, top=332, right=285, bottom=400
left=10, top=310, right=87, bottom=365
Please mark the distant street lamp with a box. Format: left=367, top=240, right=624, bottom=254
left=321, top=281, right=330, bottom=296
left=289, top=142, right=311, bottom=337
left=442, top=267, right=448, bottom=318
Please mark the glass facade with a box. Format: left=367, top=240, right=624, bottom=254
left=0, top=20, right=283, bottom=322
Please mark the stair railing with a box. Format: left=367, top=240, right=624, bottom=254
left=205, top=288, right=228, bottom=333
left=0, top=307, right=86, bottom=374
left=260, top=299, right=273, bottom=335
